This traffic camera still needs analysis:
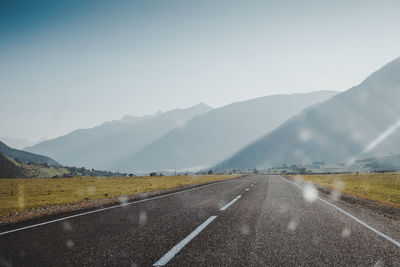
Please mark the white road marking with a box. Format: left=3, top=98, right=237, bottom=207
left=153, top=216, right=217, bottom=266
left=219, top=195, right=242, bottom=211
left=0, top=177, right=248, bottom=236
left=277, top=175, right=400, bottom=248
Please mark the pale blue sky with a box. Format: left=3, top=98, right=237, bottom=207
left=1, top=0, right=400, bottom=140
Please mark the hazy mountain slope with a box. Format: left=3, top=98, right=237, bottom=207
left=0, top=152, right=25, bottom=178
left=0, top=141, right=59, bottom=166
left=25, top=103, right=212, bottom=169
left=356, top=153, right=400, bottom=171
left=216, top=57, right=400, bottom=169
left=118, top=91, right=337, bottom=172
left=0, top=137, right=47, bottom=150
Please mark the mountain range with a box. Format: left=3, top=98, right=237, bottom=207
left=25, top=91, right=336, bottom=172
left=118, top=91, right=337, bottom=172
left=25, top=103, right=212, bottom=170
left=20, top=57, right=400, bottom=172
left=216, top=57, right=400, bottom=169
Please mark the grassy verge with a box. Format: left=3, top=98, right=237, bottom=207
left=0, top=174, right=241, bottom=216
left=298, top=172, right=400, bottom=208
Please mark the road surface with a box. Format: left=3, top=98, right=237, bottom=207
left=0, top=175, right=399, bottom=266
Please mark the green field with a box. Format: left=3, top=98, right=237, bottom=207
left=299, top=172, right=400, bottom=208
left=0, top=174, right=241, bottom=216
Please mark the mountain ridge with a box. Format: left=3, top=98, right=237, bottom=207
left=215, top=57, right=400, bottom=169
left=117, top=90, right=338, bottom=172
left=25, top=103, right=212, bottom=169
left=0, top=141, right=59, bottom=166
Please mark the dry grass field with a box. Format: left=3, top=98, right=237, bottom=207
left=300, top=172, right=400, bottom=208
left=0, top=174, right=241, bottom=216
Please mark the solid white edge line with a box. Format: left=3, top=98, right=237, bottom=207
left=219, top=195, right=242, bottom=211
left=0, top=176, right=247, bottom=236
left=277, top=175, right=400, bottom=248
left=153, top=215, right=217, bottom=266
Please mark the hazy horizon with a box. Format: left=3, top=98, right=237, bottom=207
left=1, top=90, right=336, bottom=144
left=1, top=0, right=400, bottom=140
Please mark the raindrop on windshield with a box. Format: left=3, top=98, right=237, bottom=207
left=139, top=211, right=148, bottom=226
left=288, top=220, right=298, bottom=231
left=341, top=228, right=351, bottom=238
left=66, top=239, right=74, bottom=248
left=303, top=183, right=318, bottom=202
left=241, top=224, right=250, bottom=235
left=63, top=222, right=72, bottom=232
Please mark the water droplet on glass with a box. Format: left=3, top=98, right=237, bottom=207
left=139, top=211, right=148, bottom=226
left=374, top=259, right=384, bottom=267
left=341, top=228, right=351, bottom=238
left=278, top=203, right=289, bottom=213
left=66, top=239, right=74, bottom=248
left=299, top=129, right=311, bottom=142
left=63, top=222, right=72, bottom=232
left=119, top=196, right=128, bottom=205
left=288, top=220, right=298, bottom=231
left=303, top=183, right=318, bottom=202
left=330, top=190, right=341, bottom=201
left=87, top=186, right=96, bottom=196
left=241, top=224, right=250, bottom=235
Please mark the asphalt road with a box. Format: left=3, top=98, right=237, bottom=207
left=0, top=175, right=399, bottom=266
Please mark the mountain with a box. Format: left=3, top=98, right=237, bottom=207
left=118, top=91, right=337, bottom=172
left=216, top=57, right=400, bottom=169
left=25, top=103, right=212, bottom=169
left=0, top=152, right=25, bottom=178
left=0, top=141, right=59, bottom=166
left=0, top=137, right=47, bottom=150
left=0, top=137, right=33, bottom=149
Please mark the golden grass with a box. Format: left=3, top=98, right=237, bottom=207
left=0, top=174, right=241, bottom=216
left=300, top=172, right=400, bottom=208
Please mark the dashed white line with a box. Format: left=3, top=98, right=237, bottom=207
left=153, top=216, right=217, bottom=266
left=277, top=175, right=400, bottom=248
left=219, top=195, right=242, bottom=211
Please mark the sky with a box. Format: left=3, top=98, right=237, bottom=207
left=1, top=0, right=400, bottom=141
